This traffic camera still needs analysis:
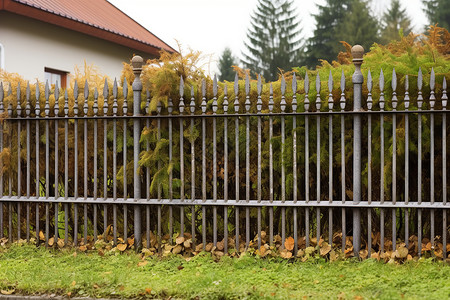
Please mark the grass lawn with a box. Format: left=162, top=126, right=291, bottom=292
left=0, top=244, right=449, bottom=299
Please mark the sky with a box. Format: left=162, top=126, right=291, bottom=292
left=108, top=0, right=429, bottom=75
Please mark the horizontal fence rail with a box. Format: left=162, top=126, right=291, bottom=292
left=0, top=46, right=449, bottom=259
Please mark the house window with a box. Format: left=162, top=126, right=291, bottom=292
left=44, top=67, right=68, bottom=89
left=0, top=43, right=4, bottom=70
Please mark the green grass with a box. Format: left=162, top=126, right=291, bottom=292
left=0, top=244, right=449, bottom=299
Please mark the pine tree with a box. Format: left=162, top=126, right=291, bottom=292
left=305, top=0, right=379, bottom=68
left=334, top=0, right=380, bottom=51
left=380, top=0, right=413, bottom=44
left=304, top=0, right=353, bottom=68
left=218, top=48, right=237, bottom=81
left=423, top=0, right=450, bottom=30
left=241, top=0, right=303, bottom=81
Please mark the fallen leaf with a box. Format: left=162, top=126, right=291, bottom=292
left=39, top=231, right=45, bottom=241
left=78, top=245, right=87, bottom=252
left=67, top=291, right=72, bottom=297
left=71, top=281, right=76, bottom=286
left=177, top=265, right=184, bottom=270
left=395, top=246, right=408, bottom=259
left=145, top=288, right=152, bottom=294
left=285, top=237, right=295, bottom=251
left=57, top=239, right=64, bottom=248
left=172, top=244, right=183, bottom=254
left=48, top=237, right=55, bottom=247
left=176, top=236, right=185, bottom=245
left=1, top=289, right=14, bottom=295
left=320, top=242, right=331, bottom=256
left=117, top=243, right=127, bottom=251
left=183, top=239, right=192, bottom=249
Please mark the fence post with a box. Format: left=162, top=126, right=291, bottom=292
left=352, top=45, right=364, bottom=258
left=132, top=55, right=143, bottom=251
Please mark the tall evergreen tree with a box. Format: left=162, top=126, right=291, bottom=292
left=380, top=0, right=413, bottom=44
left=241, top=0, right=303, bottom=81
left=423, top=0, right=450, bottom=30
left=334, top=0, right=379, bottom=51
left=218, top=48, right=237, bottom=81
left=305, top=0, right=379, bottom=68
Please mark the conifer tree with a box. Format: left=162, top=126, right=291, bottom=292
left=334, top=0, right=379, bottom=51
left=218, top=48, right=237, bottom=81
left=305, top=0, right=379, bottom=68
left=423, top=0, right=450, bottom=30
left=304, top=0, right=353, bottom=68
left=241, top=0, right=303, bottom=81
left=380, top=0, right=413, bottom=44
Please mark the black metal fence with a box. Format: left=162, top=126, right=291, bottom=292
left=0, top=46, right=448, bottom=258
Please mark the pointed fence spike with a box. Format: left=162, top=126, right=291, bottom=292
left=113, top=78, right=118, bottom=98
left=26, top=82, right=30, bottom=100
left=25, top=82, right=31, bottom=116
left=123, top=77, right=128, bottom=98
left=93, top=87, right=99, bottom=115
left=179, top=76, right=184, bottom=97
left=64, top=89, right=69, bottom=115
left=392, top=68, right=397, bottom=91
left=103, top=78, right=109, bottom=98
left=367, top=69, right=372, bottom=92
left=315, top=72, right=321, bottom=93
left=190, top=86, right=196, bottom=114
left=418, top=67, right=423, bottom=90
left=340, top=70, right=345, bottom=92
left=391, top=69, right=398, bottom=110
left=404, top=75, right=410, bottom=110
left=7, top=82, right=12, bottom=96
left=84, top=79, right=89, bottom=99
left=430, top=67, right=435, bottom=90
left=405, top=74, right=409, bottom=91
left=257, top=74, right=262, bottom=95
left=16, top=82, right=21, bottom=104
left=223, top=84, right=229, bottom=113
left=304, top=71, right=309, bottom=94
left=281, top=75, right=286, bottom=95
left=213, top=74, right=218, bottom=97
left=234, top=73, right=239, bottom=96
left=268, top=83, right=274, bottom=112
left=442, top=77, right=447, bottom=109
left=379, top=69, right=384, bottom=92
left=245, top=74, right=250, bottom=95
left=328, top=70, right=333, bottom=92
left=292, top=72, right=297, bottom=93
left=45, top=81, right=50, bottom=101
left=55, top=82, right=59, bottom=102
left=367, top=70, right=373, bottom=111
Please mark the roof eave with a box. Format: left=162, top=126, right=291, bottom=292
left=1, top=0, right=176, bottom=56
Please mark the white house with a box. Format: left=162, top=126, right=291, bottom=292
left=0, top=0, right=175, bottom=88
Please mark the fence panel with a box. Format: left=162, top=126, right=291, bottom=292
left=0, top=45, right=448, bottom=259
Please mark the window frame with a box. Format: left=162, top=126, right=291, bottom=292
left=44, top=67, right=68, bottom=89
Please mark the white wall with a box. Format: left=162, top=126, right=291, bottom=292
left=0, top=11, right=151, bottom=82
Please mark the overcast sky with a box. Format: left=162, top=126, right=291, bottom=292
left=108, top=0, right=429, bottom=75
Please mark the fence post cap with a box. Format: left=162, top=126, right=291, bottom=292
left=351, top=45, right=364, bottom=61
left=131, top=55, right=144, bottom=71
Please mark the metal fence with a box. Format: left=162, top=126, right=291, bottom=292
left=0, top=46, right=449, bottom=258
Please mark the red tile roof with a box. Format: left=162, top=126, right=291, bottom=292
left=0, top=0, right=176, bottom=55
